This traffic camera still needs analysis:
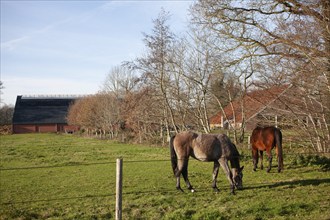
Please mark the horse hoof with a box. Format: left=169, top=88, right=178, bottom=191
left=253, top=168, right=257, bottom=172
left=213, top=188, right=220, bottom=193
left=191, top=189, right=195, bottom=193
left=176, top=187, right=184, bottom=192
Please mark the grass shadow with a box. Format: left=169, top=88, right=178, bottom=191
left=244, top=178, right=330, bottom=190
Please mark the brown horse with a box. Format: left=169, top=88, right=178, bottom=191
left=250, top=126, right=284, bottom=173
left=170, top=131, right=244, bottom=194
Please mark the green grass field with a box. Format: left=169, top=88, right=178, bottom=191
left=0, top=133, right=329, bottom=219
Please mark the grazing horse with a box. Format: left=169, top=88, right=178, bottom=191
left=170, top=131, right=244, bottom=194
left=250, top=126, right=284, bottom=173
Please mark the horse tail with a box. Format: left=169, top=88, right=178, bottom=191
left=274, top=128, right=284, bottom=171
left=170, top=135, right=177, bottom=175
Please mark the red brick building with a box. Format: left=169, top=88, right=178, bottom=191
left=209, top=86, right=291, bottom=130
left=12, top=95, right=80, bottom=134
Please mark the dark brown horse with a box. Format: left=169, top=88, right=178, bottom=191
left=250, top=126, right=284, bottom=173
left=170, top=131, right=244, bottom=194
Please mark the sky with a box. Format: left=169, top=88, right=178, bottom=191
left=0, top=0, right=194, bottom=106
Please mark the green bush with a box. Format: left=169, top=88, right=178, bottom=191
left=290, top=154, right=330, bottom=171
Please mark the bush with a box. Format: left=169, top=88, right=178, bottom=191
left=0, top=105, right=14, bottom=125
left=290, top=154, right=330, bottom=171
left=0, top=125, right=12, bottom=135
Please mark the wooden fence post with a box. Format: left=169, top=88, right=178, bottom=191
left=116, top=158, right=123, bottom=220
left=247, top=135, right=251, bottom=149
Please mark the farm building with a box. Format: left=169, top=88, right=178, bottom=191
left=209, top=85, right=292, bottom=130
left=12, top=95, right=80, bottom=134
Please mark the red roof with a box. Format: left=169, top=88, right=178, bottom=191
left=209, top=86, right=289, bottom=124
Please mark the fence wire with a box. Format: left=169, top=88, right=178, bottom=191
left=0, top=152, right=329, bottom=206
left=0, top=152, right=329, bottom=171
left=0, top=161, right=117, bottom=171
left=0, top=193, right=116, bottom=205
left=2, top=177, right=328, bottom=206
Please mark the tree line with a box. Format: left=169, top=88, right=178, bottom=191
left=67, top=1, right=329, bottom=152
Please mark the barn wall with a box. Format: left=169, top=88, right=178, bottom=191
left=13, top=125, right=37, bottom=134
left=38, top=124, right=57, bottom=133
left=12, top=124, right=80, bottom=134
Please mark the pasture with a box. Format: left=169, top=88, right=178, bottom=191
left=0, top=133, right=329, bottom=219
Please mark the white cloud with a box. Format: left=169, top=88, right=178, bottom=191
left=1, top=36, right=29, bottom=51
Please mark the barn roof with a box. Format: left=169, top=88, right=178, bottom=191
left=12, top=95, right=78, bottom=125
left=209, top=86, right=290, bottom=125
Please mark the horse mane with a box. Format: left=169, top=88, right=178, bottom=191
left=217, top=134, right=241, bottom=168
left=216, top=134, right=240, bottom=156
left=231, top=143, right=240, bottom=157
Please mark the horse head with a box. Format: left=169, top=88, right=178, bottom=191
left=232, top=166, right=244, bottom=190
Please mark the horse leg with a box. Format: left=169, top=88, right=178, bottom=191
left=175, top=158, right=185, bottom=191
left=175, top=176, right=183, bottom=192
left=175, top=170, right=183, bottom=191
left=259, top=151, right=264, bottom=170
left=266, top=150, right=273, bottom=173
left=180, top=158, right=194, bottom=192
left=252, top=148, right=258, bottom=171
left=276, top=146, right=282, bottom=173
left=219, top=158, right=235, bottom=195
left=212, top=161, right=220, bottom=192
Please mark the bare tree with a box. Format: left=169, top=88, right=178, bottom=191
left=191, top=0, right=330, bottom=151
left=0, top=104, right=14, bottom=125
left=67, top=96, right=100, bottom=136
left=103, top=66, right=139, bottom=96
left=122, top=87, right=165, bottom=143
left=175, top=32, right=220, bottom=133
left=129, top=9, right=179, bottom=142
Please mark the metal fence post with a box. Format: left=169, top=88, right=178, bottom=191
left=116, top=158, right=123, bottom=220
